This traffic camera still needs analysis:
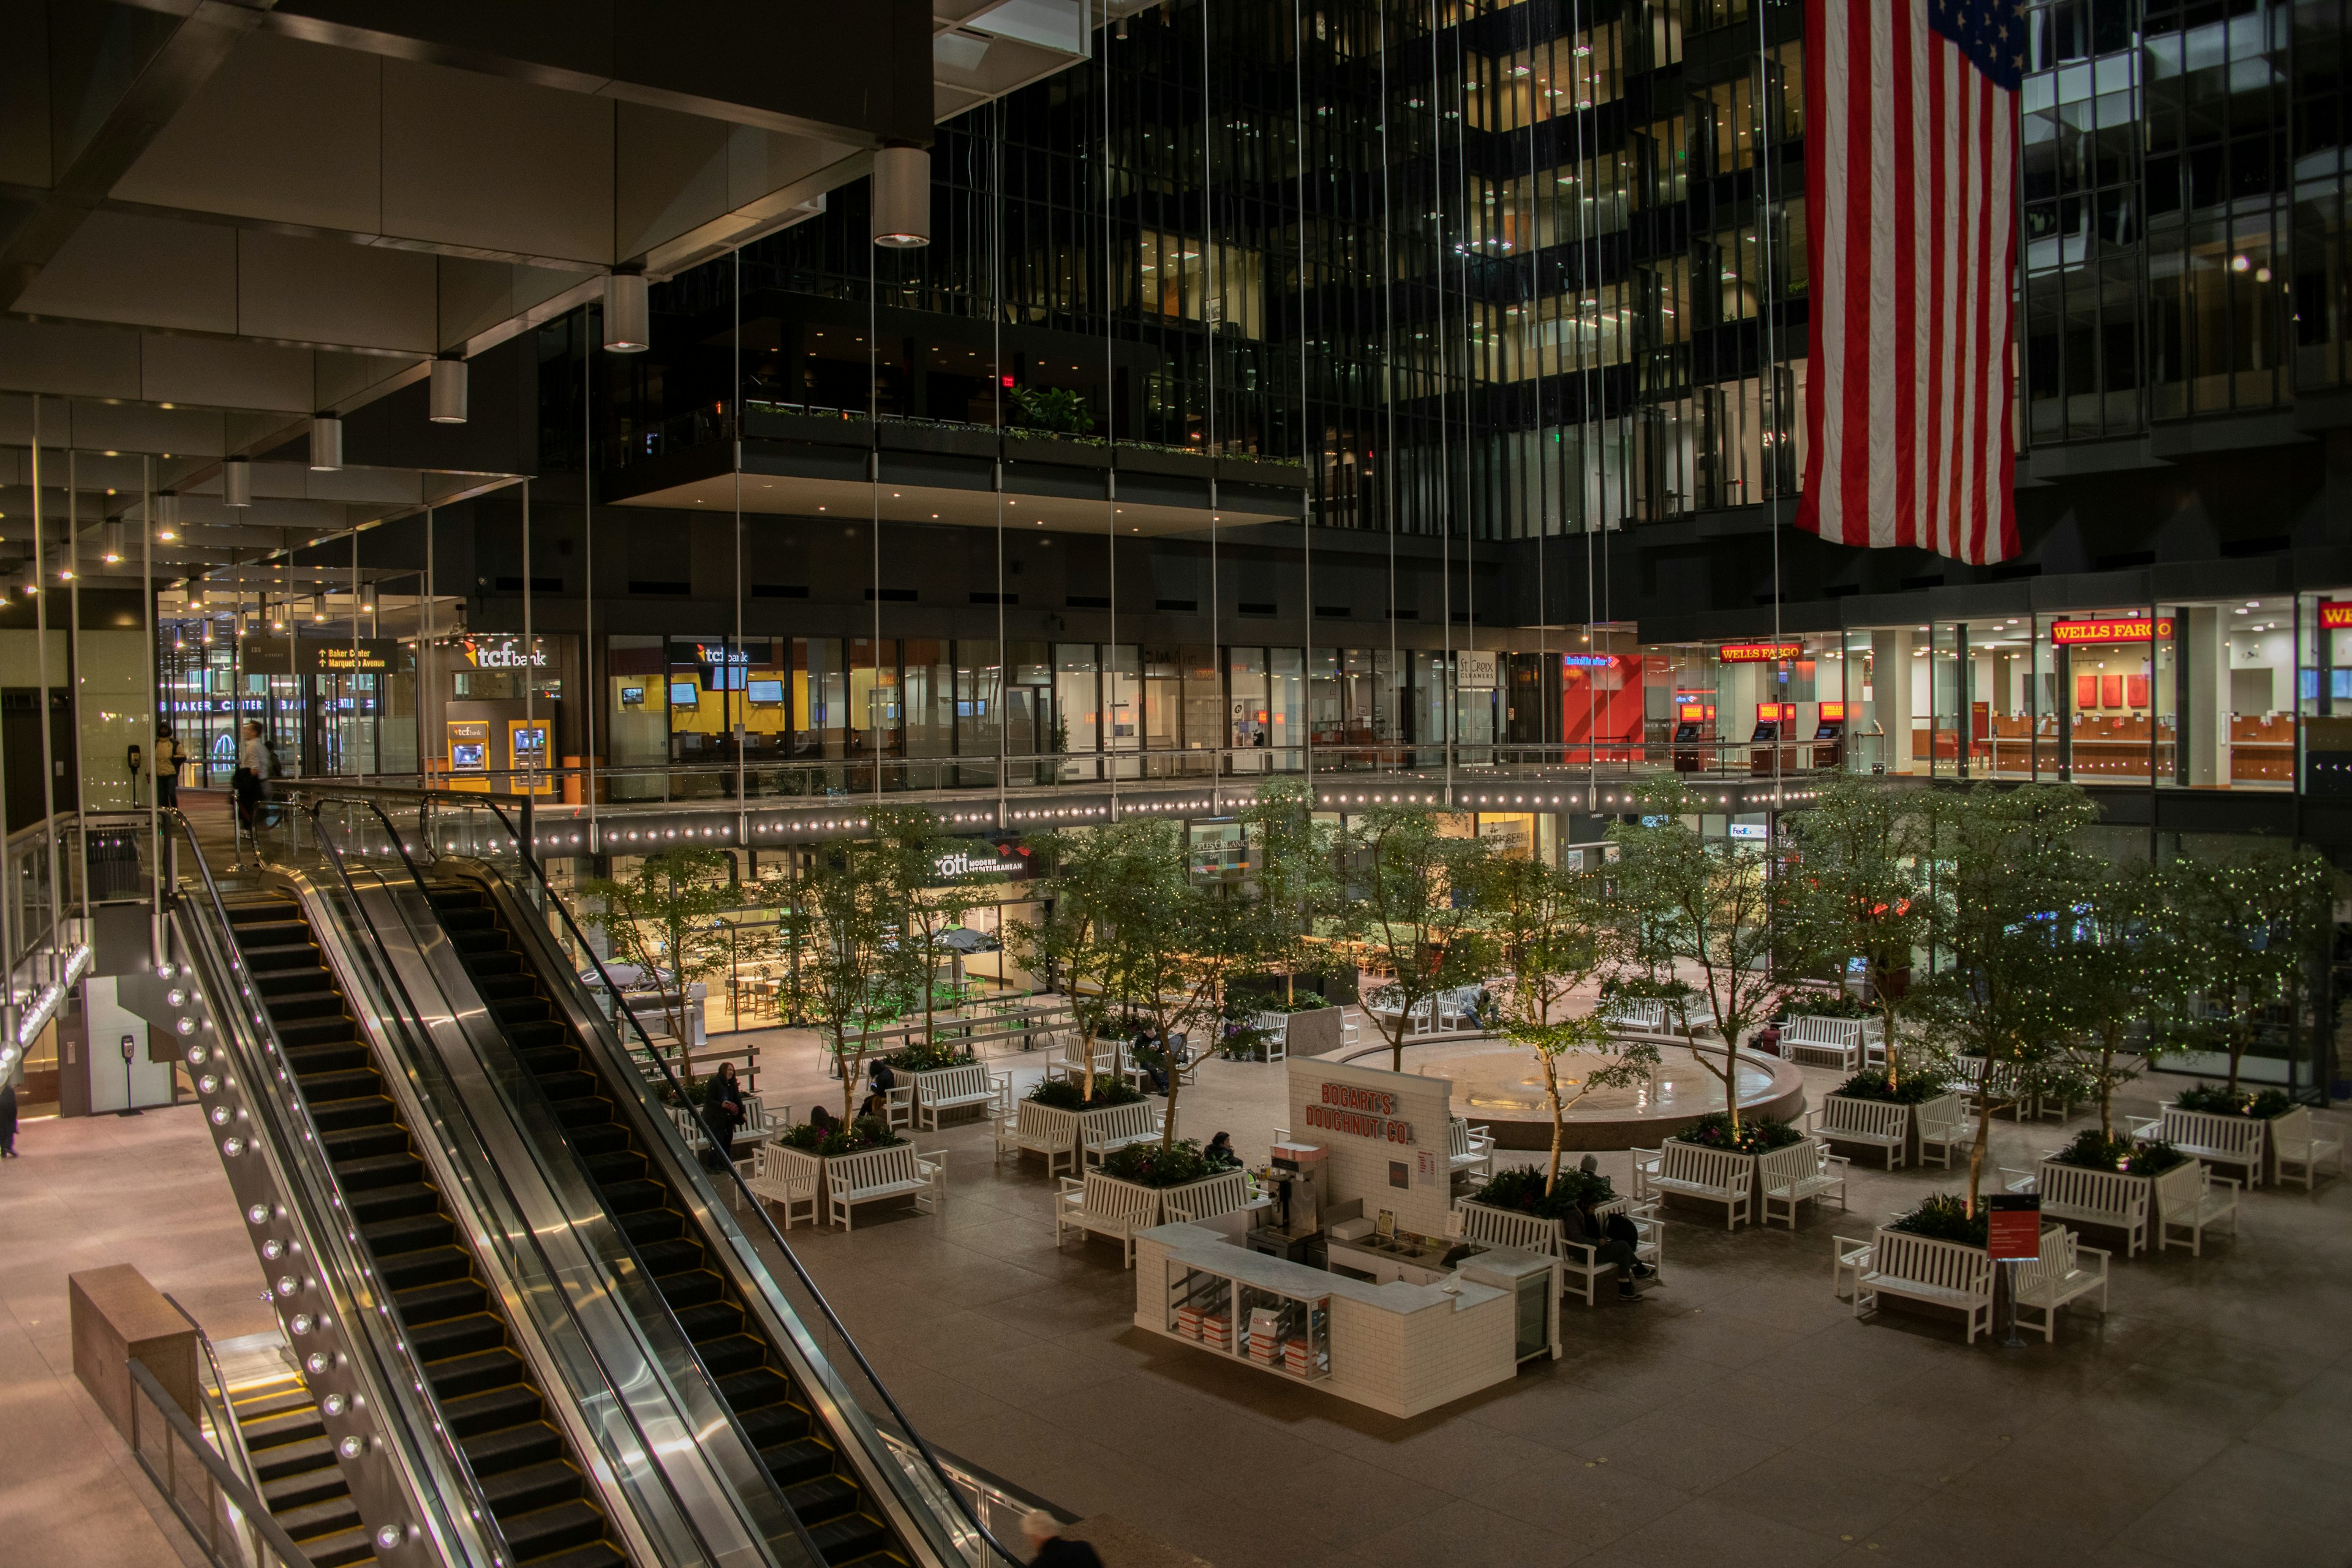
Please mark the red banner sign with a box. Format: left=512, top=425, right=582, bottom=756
left=1817, top=701, right=1847, bottom=722
left=2320, top=602, right=2352, bottom=630
left=1986, top=1196, right=2043, bottom=1261
left=1757, top=703, right=1795, bottom=723
left=2049, top=617, right=2174, bottom=646
left=1719, top=642, right=1804, bottom=663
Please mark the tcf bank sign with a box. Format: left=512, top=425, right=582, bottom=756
left=1303, top=1082, right=1419, bottom=1146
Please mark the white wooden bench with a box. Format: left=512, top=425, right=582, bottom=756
left=1954, top=1056, right=2035, bottom=1120
left=2272, top=1107, right=2343, bottom=1190
left=1913, top=1095, right=1977, bottom=1170
left=1246, top=1011, right=1291, bottom=1062
left=2155, top=1161, right=2239, bottom=1256
left=1781, top=1015, right=1866, bottom=1072
left=1160, top=1170, right=1251, bottom=1224
left=823, top=1142, right=944, bottom=1232
left=1054, top=1174, right=1164, bottom=1267
left=669, top=1094, right=771, bottom=1154
left=741, top=1141, right=819, bottom=1230
left=912, top=1063, right=1008, bottom=1131
left=1830, top=1234, right=1874, bottom=1301
left=2135, top=1107, right=2267, bottom=1189
left=997, top=1098, right=1080, bottom=1178
left=1080, top=1100, right=1167, bottom=1167
left=1758, top=1139, right=1849, bottom=1229
left=1807, top=1096, right=1910, bottom=1170
left=1449, top=1119, right=1496, bottom=1182
left=1453, top=1197, right=1662, bottom=1306
left=1050, top=1046, right=1118, bottom=1085
left=1601, top=997, right=1716, bottom=1038
left=2010, top=1227, right=2109, bottom=1342
left=2031, top=1160, right=2154, bottom=1257
left=1650, top=1140, right=1754, bottom=1230
left=878, top=1084, right=915, bottom=1133
left=1628, top=1145, right=1662, bottom=1202
left=1854, top=1229, right=1997, bottom=1343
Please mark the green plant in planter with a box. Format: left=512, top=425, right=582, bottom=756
left=1472, top=1164, right=1616, bottom=1219
left=1670, top=1111, right=1804, bottom=1155
left=1025, top=1077, right=1145, bottom=1111
left=883, top=1039, right=976, bottom=1073
left=1888, top=1193, right=1988, bottom=1247
left=2173, top=1084, right=2294, bottom=1120
left=1778, top=990, right=1878, bottom=1022
left=1096, top=1138, right=1217, bottom=1188
left=775, top=1115, right=905, bottom=1158
left=1833, top=1069, right=1954, bottom=1106
left=1009, top=385, right=1096, bottom=434
left=2050, top=1128, right=2187, bottom=1176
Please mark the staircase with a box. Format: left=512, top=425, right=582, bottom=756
left=231, top=1372, right=375, bottom=1568
left=222, top=893, right=627, bottom=1568
left=428, top=881, right=908, bottom=1568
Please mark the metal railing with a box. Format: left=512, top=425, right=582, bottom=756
left=127, top=1355, right=314, bottom=1568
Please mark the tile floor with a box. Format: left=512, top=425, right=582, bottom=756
left=12, top=1028, right=2349, bottom=1568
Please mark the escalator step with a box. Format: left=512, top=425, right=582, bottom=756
left=261, top=1460, right=353, bottom=1513
left=600, top=1179, right=667, bottom=1215
left=568, top=1125, right=631, bottom=1160
left=232, top=921, right=312, bottom=948
left=535, top=1071, right=599, bottom=1103
left=279, top=1018, right=363, bottom=1049
left=617, top=1208, right=684, bottom=1246
left=287, top=1057, right=374, bottom=1091
left=361, top=1210, right=455, bottom=1256
left=509, top=1022, right=571, bottom=1051
left=393, top=1277, right=488, bottom=1324
left=247, top=1430, right=334, bottom=1480
left=309, top=1094, right=398, bottom=1134
left=322, top=1123, right=412, bottom=1164
left=806, top=1509, right=895, bottom=1565
left=760, top=1436, right=836, bottom=1487
left=551, top=1098, right=612, bottom=1130
left=514, top=1541, right=627, bottom=1568
left=632, top=1238, right=701, bottom=1276
left=581, top=1150, right=642, bottom=1187
left=346, top=1180, right=440, bottom=1224
left=668, top=1299, right=741, bottom=1342
left=408, top=1311, right=508, bottom=1363
left=275, top=1499, right=365, bottom=1550
left=425, top=1347, right=528, bottom=1401
left=476, top=974, right=538, bottom=1003
left=726, top=1375, right=807, bottom=1430
left=270, top=992, right=347, bottom=1022
left=459, top=1419, right=565, bottom=1475
left=783, top=1474, right=862, bottom=1526
left=480, top=1458, right=586, bottom=1519
left=241, top=945, right=324, bottom=974
left=296, top=1528, right=377, bottom=1568
left=379, top=1243, right=473, bottom=1292
left=440, top=1384, right=547, bottom=1441
left=690, top=1332, right=765, bottom=1380
left=333, top=1151, right=428, bottom=1192
left=519, top=1045, right=582, bottom=1076
left=655, top=1270, right=723, bottom=1311
left=494, top=1498, right=609, bottom=1560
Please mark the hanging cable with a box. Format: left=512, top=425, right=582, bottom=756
left=584, top=301, right=599, bottom=845
left=734, top=245, right=748, bottom=839
left=1294, top=0, right=1314, bottom=788
left=1199, top=0, right=1219, bottom=814
left=993, top=96, right=1009, bottom=826
left=1376, top=1, right=1401, bottom=788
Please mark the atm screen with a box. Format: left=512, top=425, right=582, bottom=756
left=1673, top=722, right=1703, bottom=742
left=451, top=743, right=486, bottom=769
left=1750, top=722, right=1780, bottom=743
left=669, top=681, right=699, bottom=706
left=748, top=679, right=785, bottom=704
left=1812, top=723, right=1842, bottom=742
left=514, top=728, right=546, bottom=754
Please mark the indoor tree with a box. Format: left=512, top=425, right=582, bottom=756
left=1604, top=780, right=1781, bottom=1131
left=1476, top=851, right=1655, bottom=1192
left=2056, top=857, right=2173, bottom=1139
left=1336, top=806, right=1496, bottom=1071
left=2159, top=845, right=2332, bottom=1096
left=1774, top=774, right=1939, bottom=1083
left=579, top=844, right=737, bottom=1060
left=1008, top=821, right=1149, bottom=1099
left=1237, top=776, right=1343, bottom=1002
left=777, top=831, right=906, bottom=1122
left=873, top=806, right=1000, bottom=1055
left=1915, top=783, right=2097, bottom=1212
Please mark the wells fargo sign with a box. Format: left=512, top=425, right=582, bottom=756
left=1302, top=1081, right=1419, bottom=1146
left=2050, top=617, right=2174, bottom=645
left=1719, top=642, right=1803, bottom=663
left=2320, top=603, right=2352, bottom=630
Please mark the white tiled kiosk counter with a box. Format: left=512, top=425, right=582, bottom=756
left=1133, top=1222, right=1519, bottom=1418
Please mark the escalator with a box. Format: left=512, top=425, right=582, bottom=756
left=421, top=880, right=905, bottom=1568
left=221, top=891, right=626, bottom=1568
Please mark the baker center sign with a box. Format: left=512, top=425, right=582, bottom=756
left=1302, top=1081, right=1419, bottom=1146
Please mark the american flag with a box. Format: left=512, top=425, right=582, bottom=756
left=1795, top=0, right=2024, bottom=565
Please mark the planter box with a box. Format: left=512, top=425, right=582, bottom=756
left=765, top=1141, right=933, bottom=1230
left=2035, top=1158, right=2165, bottom=1257
left=1816, top=1091, right=1959, bottom=1167
left=1088, top=1169, right=1250, bottom=1227
left=1006, top=1098, right=1164, bottom=1178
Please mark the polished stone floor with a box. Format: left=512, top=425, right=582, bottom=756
left=13, top=1028, right=2350, bottom=1568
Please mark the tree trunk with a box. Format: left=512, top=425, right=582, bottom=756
left=1543, top=1055, right=1564, bottom=1194
left=1079, top=1022, right=1098, bottom=1101
left=2226, top=1022, right=2247, bottom=1095
left=1963, top=1057, right=1996, bottom=1216
left=2098, top=1019, right=2122, bottom=1139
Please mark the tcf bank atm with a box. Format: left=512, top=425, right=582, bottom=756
left=444, top=718, right=557, bottom=795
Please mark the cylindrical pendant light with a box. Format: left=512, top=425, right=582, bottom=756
left=870, top=145, right=932, bottom=247
left=311, top=414, right=343, bottom=471
left=102, top=521, right=123, bottom=564
left=603, top=273, right=650, bottom=352
left=222, top=457, right=252, bottom=507
left=429, top=356, right=470, bottom=423
left=154, top=492, right=181, bottom=541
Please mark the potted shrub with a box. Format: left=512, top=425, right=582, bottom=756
left=1819, top=1068, right=1961, bottom=1165
left=766, top=1114, right=908, bottom=1208
left=1665, top=1111, right=1812, bottom=1214
left=1091, top=1138, right=1248, bottom=1223
left=1886, top=1191, right=1989, bottom=1248
left=1012, top=1077, right=1157, bottom=1172
left=2169, top=1084, right=2301, bottom=1183
left=2037, top=1128, right=2199, bottom=1246
left=1463, top=1164, right=1616, bottom=1223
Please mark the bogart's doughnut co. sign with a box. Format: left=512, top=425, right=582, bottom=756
left=1303, top=1081, right=1419, bottom=1146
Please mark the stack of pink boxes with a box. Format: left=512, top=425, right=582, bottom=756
left=1247, top=1307, right=1283, bottom=1365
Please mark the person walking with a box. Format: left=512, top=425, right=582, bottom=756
left=153, top=725, right=180, bottom=810
left=1020, top=1512, right=1101, bottom=1568
left=702, top=1061, right=745, bottom=1172
left=1, top=1081, right=19, bottom=1158
left=231, top=721, right=268, bottom=868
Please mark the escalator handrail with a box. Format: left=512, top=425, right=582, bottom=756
left=161, top=808, right=503, bottom=1568
left=303, top=798, right=832, bottom=1568
left=298, top=783, right=1023, bottom=1568
left=161, top=1291, right=266, bottom=1509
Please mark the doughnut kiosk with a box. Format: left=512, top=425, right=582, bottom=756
left=1131, top=1058, right=1558, bottom=1417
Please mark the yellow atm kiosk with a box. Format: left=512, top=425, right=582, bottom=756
left=447, top=720, right=491, bottom=793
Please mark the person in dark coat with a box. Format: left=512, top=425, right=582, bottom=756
left=1020, top=1511, right=1101, bottom=1568
left=0, top=1081, right=18, bottom=1158
left=702, top=1062, right=745, bottom=1171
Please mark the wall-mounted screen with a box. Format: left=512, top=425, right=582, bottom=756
left=620, top=686, right=645, bottom=706
left=748, top=679, right=785, bottom=704
left=670, top=681, right=699, bottom=706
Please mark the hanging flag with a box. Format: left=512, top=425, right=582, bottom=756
left=1795, top=0, right=2024, bottom=565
